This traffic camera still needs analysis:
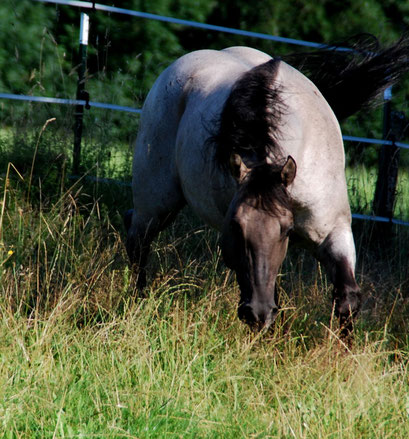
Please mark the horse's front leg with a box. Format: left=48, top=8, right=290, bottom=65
left=124, top=206, right=184, bottom=292
left=124, top=211, right=158, bottom=291
left=330, top=257, right=361, bottom=337
left=317, top=227, right=362, bottom=338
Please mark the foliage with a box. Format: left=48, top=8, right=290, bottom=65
left=1, top=1, right=71, bottom=96
left=2, top=1, right=409, bottom=107
left=179, top=0, right=408, bottom=51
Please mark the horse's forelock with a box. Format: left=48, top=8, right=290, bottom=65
left=212, top=58, right=285, bottom=171
left=240, top=163, right=292, bottom=216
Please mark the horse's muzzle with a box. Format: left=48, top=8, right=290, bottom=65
left=238, top=302, right=279, bottom=331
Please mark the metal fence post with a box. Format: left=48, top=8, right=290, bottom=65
left=373, top=87, right=406, bottom=223
left=73, top=12, right=90, bottom=175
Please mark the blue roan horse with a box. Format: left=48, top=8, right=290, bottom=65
left=125, top=37, right=409, bottom=335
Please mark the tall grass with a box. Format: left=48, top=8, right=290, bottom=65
left=346, top=164, right=409, bottom=220
left=1, top=121, right=409, bottom=437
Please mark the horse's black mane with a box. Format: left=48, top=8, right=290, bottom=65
left=210, top=58, right=290, bottom=215
left=213, top=58, right=285, bottom=171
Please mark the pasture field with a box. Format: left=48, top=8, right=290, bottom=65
left=346, top=164, right=409, bottom=220
left=1, top=123, right=409, bottom=438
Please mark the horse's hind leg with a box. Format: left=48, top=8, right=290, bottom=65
left=317, top=227, right=362, bottom=337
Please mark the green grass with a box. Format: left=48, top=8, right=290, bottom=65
left=2, top=293, right=409, bottom=438
left=1, top=123, right=409, bottom=438
left=346, top=164, right=409, bottom=220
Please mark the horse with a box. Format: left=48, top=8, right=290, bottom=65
left=125, top=36, right=409, bottom=335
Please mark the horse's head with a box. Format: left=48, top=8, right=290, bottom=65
left=221, top=155, right=296, bottom=330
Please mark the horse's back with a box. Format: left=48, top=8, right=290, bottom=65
left=135, top=47, right=271, bottom=149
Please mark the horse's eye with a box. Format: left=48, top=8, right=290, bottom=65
left=283, top=225, right=294, bottom=237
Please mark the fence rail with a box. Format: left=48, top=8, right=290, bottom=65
left=1, top=92, right=408, bottom=151
left=0, top=93, right=142, bottom=114
left=34, top=0, right=353, bottom=51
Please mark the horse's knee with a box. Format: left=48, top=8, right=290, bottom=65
left=125, top=230, right=150, bottom=290
left=124, top=210, right=143, bottom=265
left=125, top=231, right=138, bottom=265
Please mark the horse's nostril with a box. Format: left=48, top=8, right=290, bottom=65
left=238, top=304, right=257, bottom=325
left=238, top=303, right=279, bottom=331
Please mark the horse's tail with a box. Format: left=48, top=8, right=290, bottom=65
left=284, top=33, right=409, bottom=120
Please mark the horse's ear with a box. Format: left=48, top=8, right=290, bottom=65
left=281, top=156, right=296, bottom=186
left=229, top=153, right=249, bottom=182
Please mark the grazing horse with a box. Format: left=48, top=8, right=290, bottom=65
left=125, top=37, right=409, bottom=335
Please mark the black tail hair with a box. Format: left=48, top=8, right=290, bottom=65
left=284, top=33, right=409, bottom=120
